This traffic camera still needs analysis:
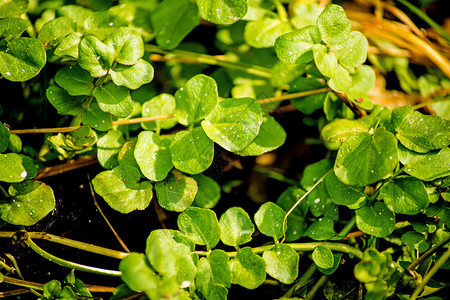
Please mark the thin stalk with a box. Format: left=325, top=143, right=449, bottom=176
left=1, top=275, right=44, bottom=291
left=305, top=275, right=328, bottom=300
left=34, top=155, right=98, bottom=179
left=283, top=263, right=317, bottom=297
left=0, top=260, right=15, bottom=273
left=0, top=288, right=31, bottom=297
left=258, top=88, right=331, bottom=104
left=412, top=97, right=450, bottom=110
left=406, top=234, right=450, bottom=275
left=274, top=0, right=288, bottom=22
left=253, top=166, right=300, bottom=187
left=0, top=185, right=8, bottom=198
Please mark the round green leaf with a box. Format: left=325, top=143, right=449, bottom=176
left=219, top=207, right=255, bottom=248
left=141, top=93, right=177, bottom=131
left=37, top=17, right=77, bottom=49
left=317, top=4, right=350, bottom=47
left=263, top=244, right=299, bottom=284
left=335, top=128, right=398, bottom=186
left=154, top=171, right=197, bottom=212
left=55, top=64, right=94, bottom=96
left=328, top=64, right=352, bottom=93
left=174, top=74, right=218, bottom=126
left=84, top=11, right=127, bottom=40
left=46, top=85, right=85, bottom=116
left=0, top=0, right=28, bottom=18
left=325, top=171, right=367, bottom=209
left=170, top=127, right=214, bottom=174
left=119, top=253, right=158, bottom=293
left=177, top=207, right=220, bottom=249
left=201, top=97, right=262, bottom=152
left=400, top=146, right=450, bottom=181
left=0, top=181, right=55, bottom=226
left=81, top=100, right=113, bottom=131
left=53, top=33, right=81, bottom=59
left=321, top=116, right=378, bottom=143
left=356, top=202, right=395, bottom=238
left=0, top=37, right=46, bottom=81
left=0, top=153, right=36, bottom=183
left=317, top=252, right=342, bottom=275
left=207, top=250, right=232, bottom=287
left=254, top=202, right=286, bottom=240
left=230, top=247, right=266, bottom=289
left=313, top=44, right=337, bottom=78
left=135, top=131, right=173, bottom=182
left=97, top=129, right=124, bottom=169
left=304, top=217, right=336, bottom=240
left=244, top=18, right=292, bottom=48
left=401, top=231, right=430, bottom=253
left=334, top=31, right=368, bottom=71
left=92, top=165, right=153, bottom=213
left=276, top=187, right=308, bottom=242
left=197, top=0, right=247, bottom=25
left=78, top=36, right=115, bottom=77
left=0, top=122, right=10, bottom=153
left=312, top=245, right=334, bottom=269
left=274, top=25, right=322, bottom=64
left=93, top=82, right=133, bottom=118
left=195, top=258, right=228, bottom=300
left=347, top=65, right=376, bottom=108
left=380, top=176, right=429, bottom=215
left=192, top=174, right=221, bottom=209
left=110, top=59, right=154, bottom=90
left=104, top=27, right=144, bottom=65
left=0, top=17, right=30, bottom=41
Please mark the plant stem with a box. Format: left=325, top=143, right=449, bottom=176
left=305, top=275, right=328, bottom=300
left=274, top=0, right=288, bottom=22
left=1, top=275, right=44, bottom=291
left=283, top=263, right=317, bottom=297
left=258, top=88, right=331, bottom=104
left=145, top=44, right=272, bottom=78
left=412, top=97, right=450, bottom=110
left=253, top=166, right=300, bottom=186
left=0, top=185, right=9, bottom=198
left=406, top=234, right=450, bottom=275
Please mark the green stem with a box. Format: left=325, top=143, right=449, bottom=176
left=24, top=238, right=122, bottom=277
left=0, top=259, right=15, bottom=273
left=410, top=248, right=450, bottom=300
left=253, top=166, right=300, bottom=186
left=145, top=44, right=272, bottom=78
left=412, top=98, right=450, bottom=110
left=395, top=0, right=450, bottom=41
left=340, top=216, right=357, bottom=237
left=1, top=275, right=44, bottom=291
left=305, top=275, right=328, bottom=300
left=283, top=263, right=317, bottom=297
left=0, top=185, right=9, bottom=198
left=274, top=0, right=289, bottom=22
left=407, top=234, right=450, bottom=274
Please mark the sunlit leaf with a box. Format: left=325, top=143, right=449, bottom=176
left=219, top=207, right=254, bottom=248
left=254, top=202, right=286, bottom=240
left=197, top=0, right=248, bottom=25
left=155, top=170, right=197, bottom=212
left=177, top=207, right=220, bottom=249
left=263, top=244, right=299, bottom=284
left=356, top=202, right=395, bottom=238
left=230, top=247, right=266, bottom=289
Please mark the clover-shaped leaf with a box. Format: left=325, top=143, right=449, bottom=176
left=104, top=27, right=144, bottom=65
left=317, top=4, right=350, bottom=47
left=275, top=25, right=321, bottom=64
left=78, top=36, right=115, bottom=77
left=55, top=64, right=94, bottom=96
left=93, top=82, right=133, bottom=118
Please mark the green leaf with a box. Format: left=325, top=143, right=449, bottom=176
left=0, top=153, right=36, bottom=182
left=380, top=176, right=429, bottom=215
left=54, top=33, right=81, bottom=59
left=276, top=187, right=308, bottom=242
left=37, top=17, right=77, bottom=49
left=379, top=105, right=413, bottom=132
left=174, top=74, right=218, bottom=126
left=325, top=171, right=367, bottom=209
left=55, top=64, right=94, bottom=96
left=170, top=127, right=214, bottom=174
left=399, top=146, right=450, bottom=181
left=334, top=31, right=368, bottom=71
left=197, top=0, right=248, bottom=25
left=47, top=126, right=97, bottom=158
left=312, top=245, right=334, bottom=269
left=335, top=128, right=398, bottom=186
left=154, top=170, right=197, bottom=212
left=347, top=65, right=376, bottom=109
left=141, top=94, right=177, bottom=131
left=230, top=247, right=266, bottom=289
left=134, top=131, right=173, bottom=182
left=177, top=207, right=220, bottom=249
left=110, top=59, right=154, bottom=90
left=195, top=258, right=228, bottom=300
left=304, top=217, right=336, bottom=240
left=317, top=252, right=342, bottom=275
left=81, top=100, right=113, bottom=131
left=328, top=64, right=352, bottom=93
left=0, top=0, right=28, bottom=18
left=395, top=111, right=450, bottom=153
left=201, top=97, right=262, bottom=152
left=244, top=18, right=291, bottom=48
left=274, top=25, right=322, bottom=64
left=356, top=202, right=395, bottom=238
left=254, top=202, right=286, bottom=240
left=84, top=11, right=127, bottom=40
left=219, top=207, right=255, bottom=248
left=152, top=0, right=199, bottom=50
left=401, top=231, right=430, bottom=253
left=56, top=5, right=93, bottom=26
left=93, top=82, right=133, bottom=118
left=192, top=174, right=221, bottom=209
left=7, top=134, right=22, bottom=153
left=321, top=116, right=379, bottom=143
left=92, top=165, right=153, bottom=213
left=97, top=129, right=124, bottom=169
left=317, top=4, right=350, bottom=47
left=0, top=181, right=55, bottom=226
left=236, top=115, right=286, bottom=156
left=0, top=122, right=10, bottom=153
left=0, top=37, right=46, bottom=81
left=208, top=250, right=232, bottom=287
left=0, top=18, right=30, bottom=41
left=289, top=77, right=328, bottom=114
left=119, top=253, right=158, bottom=293
left=104, top=27, right=144, bottom=65
left=46, top=85, right=85, bottom=116
left=263, top=244, right=299, bottom=284
left=313, top=44, right=337, bottom=78
left=78, top=36, right=115, bottom=77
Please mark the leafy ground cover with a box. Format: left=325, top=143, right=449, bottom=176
left=0, top=0, right=449, bottom=299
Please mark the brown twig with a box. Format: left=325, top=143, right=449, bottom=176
left=34, top=155, right=98, bottom=179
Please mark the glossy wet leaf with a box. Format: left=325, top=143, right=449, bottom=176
left=395, top=111, right=450, bottom=153
left=104, top=27, right=144, bottom=65
left=347, top=65, right=376, bottom=109
left=0, top=153, right=36, bottom=182
left=78, top=36, right=115, bottom=77
left=230, top=247, right=266, bottom=289
left=276, top=187, right=308, bottom=242
left=56, top=5, right=93, bottom=26
left=152, top=0, right=199, bottom=50
left=236, top=115, right=286, bottom=156
left=244, top=18, right=291, bottom=48
left=0, top=18, right=29, bottom=41
left=254, top=202, right=286, bottom=240
left=399, top=146, right=450, bottom=181
left=317, top=252, right=342, bottom=275
left=380, top=176, right=429, bottom=215
left=93, top=82, right=133, bottom=118
left=379, top=105, right=414, bottom=132
left=219, top=207, right=254, bottom=248
left=312, top=245, right=334, bottom=269
left=141, top=94, right=177, bottom=131
left=304, top=217, right=336, bottom=240
left=81, top=100, right=113, bottom=131
left=402, top=231, right=430, bottom=253
left=54, top=33, right=81, bottom=59
left=92, top=165, right=153, bottom=213
left=335, top=128, right=398, bottom=186
left=0, top=123, right=10, bottom=153
left=177, top=207, right=220, bottom=249
left=46, top=85, right=85, bottom=116
left=274, top=25, right=321, bottom=64
left=328, top=64, right=352, bottom=93
left=325, top=171, right=367, bottom=209
left=135, top=131, right=173, bottom=182
left=119, top=253, right=158, bottom=292
left=317, top=4, right=350, bottom=47
left=97, top=129, right=124, bottom=169
left=195, top=258, right=228, bottom=300
left=110, top=59, right=154, bottom=90
left=321, top=116, right=379, bottom=143
left=201, top=97, right=262, bottom=152
left=84, top=11, right=127, bottom=40
left=192, top=174, right=221, bottom=209
left=356, top=202, right=395, bottom=238
left=263, top=244, right=299, bottom=284
left=313, top=44, right=337, bottom=78
left=197, top=0, right=247, bottom=25
left=0, top=181, right=55, bottom=226
left=37, top=17, right=77, bottom=49
left=208, top=249, right=232, bottom=287
left=170, top=127, right=214, bottom=174
left=155, top=171, right=197, bottom=212
left=334, top=31, right=368, bottom=71
left=55, top=64, right=94, bottom=96
left=0, top=0, right=28, bottom=18
left=174, top=74, right=218, bottom=125
left=0, top=37, right=46, bottom=81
